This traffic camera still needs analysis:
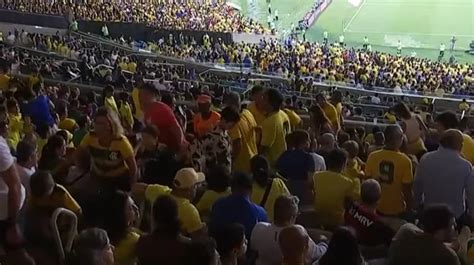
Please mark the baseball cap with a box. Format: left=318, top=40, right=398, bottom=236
left=197, top=95, right=212, bottom=104
left=173, top=168, right=205, bottom=189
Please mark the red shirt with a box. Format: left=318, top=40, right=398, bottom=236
left=344, top=202, right=394, bottom=246
left=144, top=101, right=185, bottom=152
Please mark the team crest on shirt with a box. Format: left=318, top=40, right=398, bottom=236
left=109, top=152, right=118, bottom=160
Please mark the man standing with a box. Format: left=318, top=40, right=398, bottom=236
left=259, top=88, right=289, bottom=166
left=414, top=129, right=474, bottom=227
left=101, top=24, right=109, bottom=38
left=139, top=83, right=185, bottom=153
left=439, top=43, right=446, bottom=61
left=365, top=125, right=414, bottom=219
left=397, top=40, right=402, bottom=56
left=363, top=36, right=369, bottom=50
left=339, top=34, right=345, bottom=46
left=450, top=36, right=457, bottom=52
left=0, top=133, right=28, bottom=262
left=323, top=31, right=328, bottom=45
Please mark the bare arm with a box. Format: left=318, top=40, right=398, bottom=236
left=3, top=165, right=22, bottom=222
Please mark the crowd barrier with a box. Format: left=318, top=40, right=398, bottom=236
left=0, top=9, right=68, bottom=29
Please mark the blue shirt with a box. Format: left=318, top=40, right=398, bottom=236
left=276, top=149, right=315, bottom=181
left=209, top=194, right=268, bottom=239
left=414, top=147, right=474, bottom=218
left=22, top=95, right=54, bottom=127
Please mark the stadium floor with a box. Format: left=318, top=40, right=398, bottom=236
left=231, top=0, right=474, bottom=63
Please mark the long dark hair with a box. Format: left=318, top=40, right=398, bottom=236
left=100, top=191, right=131, bottom=244
left=250, top=155, right=272, bottom=188
left=318, top=227, right=364, bottom=265
left=310, top=104, right=331, bottom=129
left=38, top=135, right=64, bottom=170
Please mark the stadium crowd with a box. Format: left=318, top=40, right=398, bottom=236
left=1, top=35, right=474, bottom=265
left=0, top=0, right=270, bottom=34
left=0, top=1, right=474, bottom=265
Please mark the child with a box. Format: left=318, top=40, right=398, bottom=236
left=342, top=140, right=365, bottom=181
left=57, top=103, right=78, bottom=133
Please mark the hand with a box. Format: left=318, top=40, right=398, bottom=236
left=6, top=224, right=23, bottom=247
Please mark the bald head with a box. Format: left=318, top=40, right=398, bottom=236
left=319, top=133, right=335, bottom=150
left=361, top=179, right=381, bottom=206
left=279, top=225, right=308, bottom=263
left=274, top=195, right=299, bottom=225
left=439, top=129, right=463, bottom=151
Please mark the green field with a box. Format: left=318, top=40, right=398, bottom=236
left=231, top=0, right=474, bottom=62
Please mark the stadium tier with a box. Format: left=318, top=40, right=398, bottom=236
left=0, top=1, right=473, bottom=265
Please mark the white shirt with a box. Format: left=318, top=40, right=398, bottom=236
left=0, top=137, right=25, bottom=220
left=251, top=222, right=327, bottom=265
left=15, top=163, right=35, bottom=195
left=310, top=152, right=326, bottom=172
left=339, top=35, right=344, bottom=42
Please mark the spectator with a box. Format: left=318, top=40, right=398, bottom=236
left=259, top=88, right=289, bottom=166
left=248, top=85, right=266, bottom=126
left=136, top=194, right=191, bottom=265
left=342, top=140, right=365, bottom=181
left=72, top=115, right=91, bottom=147
left=311, top=148, right=360, bottom=229
left=15, top=140, right=37, bottom=194
left=414, top=129, right=474, bottom=227
left=6, top=98, right=26, bottom=151
left=388, top=205, right=464, bottom=265
left=77, top=107, right=137, bottom=192
left=225, top=92, right=258, bottom=174
left=67, top=228, right=115, bottom=265
left=316, top=94, right=340, bottom=132
left=316, top=227, right=367, bottom=265
left=57, top=103, right=78, bottom=133
left=214, top=223, right=247, bottom=265
left=277, top=130, right=315, bottom=201
left=193, top=95, right=220, bottom=137
left=367, top=131, right=385, bottom=154
left=210, top=172, right=268, bottom=239
left=139, top=83, right=185, bottom=153
left=317, top=133, right=336, bottom=163
left=365, top=125, right=414, bottom=218
left=0, top=130, right=27, bottom=261
left=103, top=85, right=118, bottom=114
left=250, top=155, right=290, bottom=221
left=344, top=179, right=395, bottom=246
left=393, top=102, right=427, bottom=157
left=22, top=85, right=55, bottom=128
left=309, top=105, right=334, bottom=137
left=38, top=135, right=69, bottom=182
left=434, top=111, right=474, bottom=165
left=198, top=106, right=234, bottom=172
left=278, top=225, right=309, bottom=265
left=133, top=168, right=207, bottom=239
left=251, top=195, right=328, bottom=265
left=308, top=138, right=327, bottom=173
left=184, top=238, right=220, bottom=265
left=196, top=165, right=231, bottom=218
left=100, top=191, right=138, bottom=265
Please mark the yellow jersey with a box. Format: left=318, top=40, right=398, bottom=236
left=248, top=102, right=266, bottom=125
left=145, top=184, right=205, bottom=235
left=251, top=178, right=290, bottom=222
left=58, top=118, right=77, bottom=133
left=196, top=188, right=231, bottom=217
left=260, top=110, right=289, bottom=166
left=228, top=109, right=257, bottom=173
left=283, top=108, right=302, bottom=130
left=80, top=132, right=134, bottom=178
left=0, top=74, right=10, bottom=90
left=462, top=134, right=474, bottom=165
left=29, top=184, right=81, bottom=215
left=365, top=149, right=413, bottom=215
left=312, top=171, right=360, bottom=228
left=114, top=231, right=139, bottom=265
left=321, top=102, right=340, bottom=130
left=7, top=113, right=23, bottom=150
